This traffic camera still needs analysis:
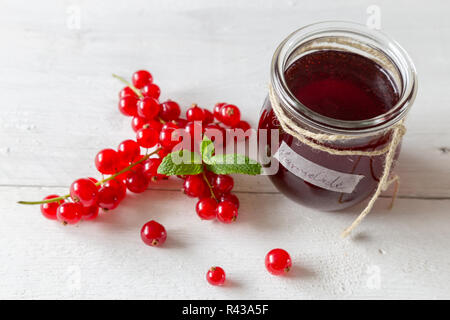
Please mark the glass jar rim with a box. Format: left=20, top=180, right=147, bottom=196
left=270, top=21, right=418, bottom=135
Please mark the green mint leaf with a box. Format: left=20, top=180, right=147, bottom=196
left=157, top=149, right=203, bottom=176
left=206, top=154, right=261, bottom=175
left=201, top=136, right=215, bottom=164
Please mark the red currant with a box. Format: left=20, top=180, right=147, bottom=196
left=183, top=175, right=207, bottom=198
left=213, top=102, right=226, bottom=121
left=216, top=201, right=238, bottom=223
left=131, top=116, right=148, bottom=132
left=206, top=266, right=226, bottom=286
left=141, top=83, right=160, bottom=99
left=220, top=104, right=241, bottom=127
left=186, top=104, right=205, bottom=122
left=132, top=70, right=152, bottom=89
left=265, top=248, right=292, bottom=275
left=136, top=128, right=158, bottom=148
left=56, top=202, right=83, bottom=225
left=119, top=95, right=138, bottom=117
left=70, top=178, right=98, bottom=207
left=118, top=139, right=141, bottom=164
left=143, top=158, right=166, bottom=180
left=126, top=170, right=150, bottom=193
left=213, top=175, right=234, bottom=195
left=159, top=123, right=182, bottom=149
left=159, top=100, right=181, bottom=121
left=203, top=109, right=214, bottom=124
left=136, top=127, right=159, bottom=148
left=219, top=193, right=239, bottom=209
left=137, top=97, right=160, bottom=119
left=196, top=198, right=217, bottom=220
left=82, top=205, right=99, bottom=221
left=144, top=120, right=163, bottom=133
left=40, top=195, right=63, bottom=220
left=103, top=179, right=127, bottom=201
left=141, top=220, right=167, bottom=246
left=97, top=185, right=121, bottom=211
left=119, top=86, right=137, bottom=98
left=95, top=149, right=119, bottom=174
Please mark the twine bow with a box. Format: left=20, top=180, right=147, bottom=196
left=269, top=84, right=407, bottom=237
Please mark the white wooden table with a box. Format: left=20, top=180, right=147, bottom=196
left=1, top=0, right=449, bottom=299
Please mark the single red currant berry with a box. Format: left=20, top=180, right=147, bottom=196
left=142, top=158, right=166, bottom=181
left=126, top=171, right=150, bottom=193
left=219, top=193, right=240, bottom=209
left=118, top=139, right=141, bottom=164
left=137, top=97, right=160, bottom=119
left=119, top=95, right=138, bottom=117
left=183, top=175, right=207, bottom=198
left=131, top=116, right=148, bottom=132
left=186, top=104, right=205, bottom=122
left=136, top=127, right=159, bottom=148
left=213, top=175, right=234, bottom=195
left=159, top=123, right=182, bottom=149
left=203, top=109, right=214, bottom=124
left=97, top=185, right=121, bottom=211
left=196, top=198, right=218, bottom=220
left=119, top=86, right=137, bottom=98
left=56, top=202, right=83, bottom=225
left=144, top=120, right=163, bottom=133
left=220, top=104, right=241, bottom=127
left=141, top=83, right=160, bottom=99
left=216, top=201, right=238, bottom=223
left=95, top=149, right=119, bottom=174
left=40, top=195, right=63, bottom=220
left=213, top=102, right=226, bottom=121
left=82, top=205, right=99, bottom=221
left=70, top=178, right=98, bottom=207
left=265, top=248, right=292, bottom=276
left=132, top=70, right=152, bottom=89
left=159, top=100, right=181, bottom=121
left=174, top=118, right=188, bottom=128
left=141, top=220, right=167, bottom=246
left=236, top=120, right=251, bottom=131
left=206, top=266, right=226, bottom=286
left=103, top=179, right=127, bottom=201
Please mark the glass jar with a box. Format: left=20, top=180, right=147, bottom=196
left=258, top=21, right=417, bottom=211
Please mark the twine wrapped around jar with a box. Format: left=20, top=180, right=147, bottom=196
left=268, top=84, right=407, bottom=238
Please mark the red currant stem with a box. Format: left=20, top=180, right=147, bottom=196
left=158, top=116, right=166, bottom=124
left=201, top=170, right=217, bottom=201
left=17, top=194, right=70, bottom=205
left=112, top=73, right=143, bottom=98
left=18, top=148, right=162, bottom=205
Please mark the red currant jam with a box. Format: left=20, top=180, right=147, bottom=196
left=259, top=50, right=401, bottom=211
left=285, top=50, right=399, bottom=121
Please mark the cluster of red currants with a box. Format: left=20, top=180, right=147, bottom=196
left=37, top=70, right=249, bottom=232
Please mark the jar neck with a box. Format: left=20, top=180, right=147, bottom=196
left=270, top=21, right=417, bottom=136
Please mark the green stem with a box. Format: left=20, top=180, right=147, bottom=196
left=112, top=73, right=143, bottom=98
left=202, top=170, right=217, bottom=201
left=18, top=148, right=161, bottom=205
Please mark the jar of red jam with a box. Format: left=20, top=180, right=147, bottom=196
left=258, top=21, right=417, bottom=211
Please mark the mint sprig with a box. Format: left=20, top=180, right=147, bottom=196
left=157, top=149, right=203, bottom=176
left=157, top=136, right=262, bottom=176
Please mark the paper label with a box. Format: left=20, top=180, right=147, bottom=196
left=274, top=142, right=364, bottom=193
